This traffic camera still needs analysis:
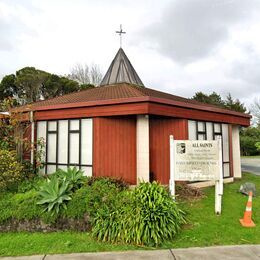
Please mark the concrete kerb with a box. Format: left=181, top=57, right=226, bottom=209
left=171, top=245, right=260, bottom=260
left=1, top=245, right=260, bottom=260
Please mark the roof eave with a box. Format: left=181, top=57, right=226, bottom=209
left=30, top=95, right=251, bottom=120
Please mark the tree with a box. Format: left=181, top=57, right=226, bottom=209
left=90, top=64, right=103, bottom=86
left=15, top=67, right=48, bottom=103
left=67, top=63, right=103, bottom=86
left=225, top=93, right=247, bottom=113
left=192, top=92, right=225, bottom=107
left=0, top=74, right=17, bottom=100
left=192, top=91, right=247, bottom=113
left=250, top=98, right=260, bottom=126
left=0, top=67, right=81, bottom=105
left=240, top=127, right=260, bottom=156
left=41, top=74, right=63, bottom=99
left=42, top=74, right=80, bottom=99
left=59, top=77, right=79, bottom=95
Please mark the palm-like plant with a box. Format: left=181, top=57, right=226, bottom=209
left=37, top=176, right=72, bottom=215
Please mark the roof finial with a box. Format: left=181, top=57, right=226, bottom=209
left=116, top=24, right=126, bottom=48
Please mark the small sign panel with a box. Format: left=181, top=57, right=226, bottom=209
left=174, top=140, right=220, bottom=181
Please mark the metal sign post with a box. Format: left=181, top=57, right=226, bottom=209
left=215, top=136, right=223, bottom=215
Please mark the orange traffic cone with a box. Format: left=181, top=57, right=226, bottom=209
left=240, top=191, right=255, bottom=227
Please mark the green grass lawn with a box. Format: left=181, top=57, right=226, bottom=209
left=166, top=172, right=260, bottom=248
left=0, top=173, right=259, bottom=256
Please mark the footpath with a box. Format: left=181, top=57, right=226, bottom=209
left=0, top=245, right=260, bottom=260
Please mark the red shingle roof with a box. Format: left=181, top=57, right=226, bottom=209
left=21, top=83, right=250, bottom=118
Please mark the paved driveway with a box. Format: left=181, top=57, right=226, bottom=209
left=241, top=158, right=260, bottom=176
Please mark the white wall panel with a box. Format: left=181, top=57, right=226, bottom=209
left=198, top=134, right=205, bottom=140
left=47, top=133, right=56, bottom=163
left=206, top=122, right=213, bottom=140
left=81, top=166, right=92, bottom=176
left=47, top=164, right=56, bottom=174
left=232, top=125, right=242, bottom=178
left=57, top=165, right=68, bottom=171
left=222, top=124, right=229, bottom=162
left=48, top=121, right=57, bottom=131
left=38, top=166, right=45, bottom=175
left=58, top=120, right=68, bottom=164
left=136, top=115, right=150, bottom=183
left=37, top=121, right=46, bottom=163
left=188, top=120, right=196, bottom=140
left=69, top=133, right=79, bottom=164
left=223, top=163, right=230, bottom=177
left=214, top=123, right=221, bottom=133
left=198, top=121, right=205, bottom=131
left=81, top=119, right=93, bottom=165
left=70, top=120, right=79, bottom=130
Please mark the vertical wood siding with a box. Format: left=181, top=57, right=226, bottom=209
left=23, top=124, right=31, bottom=161
left=149, top=116, right=188, bottom=184
left=93, top=116, right=136, bottom=184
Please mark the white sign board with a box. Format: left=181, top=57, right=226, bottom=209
left=169, top=136, right=223, bottom=215
left=174, top=140, right=220, bottom=181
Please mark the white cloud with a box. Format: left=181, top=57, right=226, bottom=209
left=140, top=0, right=260, bottom=64
left=0, top=0, right=260, bottom=109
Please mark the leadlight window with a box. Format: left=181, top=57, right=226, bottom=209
left=188, top=120, right=231, bottom=178
left=37, top=118, right=93, bottom=176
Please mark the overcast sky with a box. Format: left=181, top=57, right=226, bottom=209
left=1, top=0, right=260, bottom=108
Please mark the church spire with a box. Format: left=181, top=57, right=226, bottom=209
left=100, top=48, right=144, bottom=86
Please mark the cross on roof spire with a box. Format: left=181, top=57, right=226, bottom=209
left=116, top=24, right=126, bottom=48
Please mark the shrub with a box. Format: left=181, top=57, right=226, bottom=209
left=37, top=176, right=72, bottom=215
left=0, top=149, right=24, bottom=192
left=21, top=160, right=36, bottom=178
left=0, top=190, right=58, bottom=224
left=61, top=186, right=89, bottom=219
left=17, top=176, right=46, bottom=193
left=13, top=190, right=39, bottom=220
left=86, top=176, right=129, bottom=190
left=0, top=190, right=41, bottom=224
left=0, top=193, right=13, bottom=223
left=92, top=181, right=186, bottom=246
left=85, top=178, right=121, bottom=218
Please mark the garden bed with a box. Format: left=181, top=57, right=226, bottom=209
left=0, top=173, right=259, bottom=257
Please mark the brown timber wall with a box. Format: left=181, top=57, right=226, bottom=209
left=93, top=116, right=136, bottom=184
left=149, top=116, right=188, bottom=184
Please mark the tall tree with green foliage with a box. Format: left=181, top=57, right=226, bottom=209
left=42, top=74, right=80, bottom=99
left=0, top=67, right=81, bottom=105
left=192, top=91, right=247, bottom=113
left=0, top=74, right=17, bottom=100
left=15, top=67, right=48, bottom=103
left=225, top=93, right=247, bottom=113
left=192, top=91, right=225, bottom=107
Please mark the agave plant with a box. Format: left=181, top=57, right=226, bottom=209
left=37, top=176, right=72, bottom=215
left=56, top=167, right=84, bottom=191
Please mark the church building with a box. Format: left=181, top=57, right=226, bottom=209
left=27, top=48, right=250, bottom=185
